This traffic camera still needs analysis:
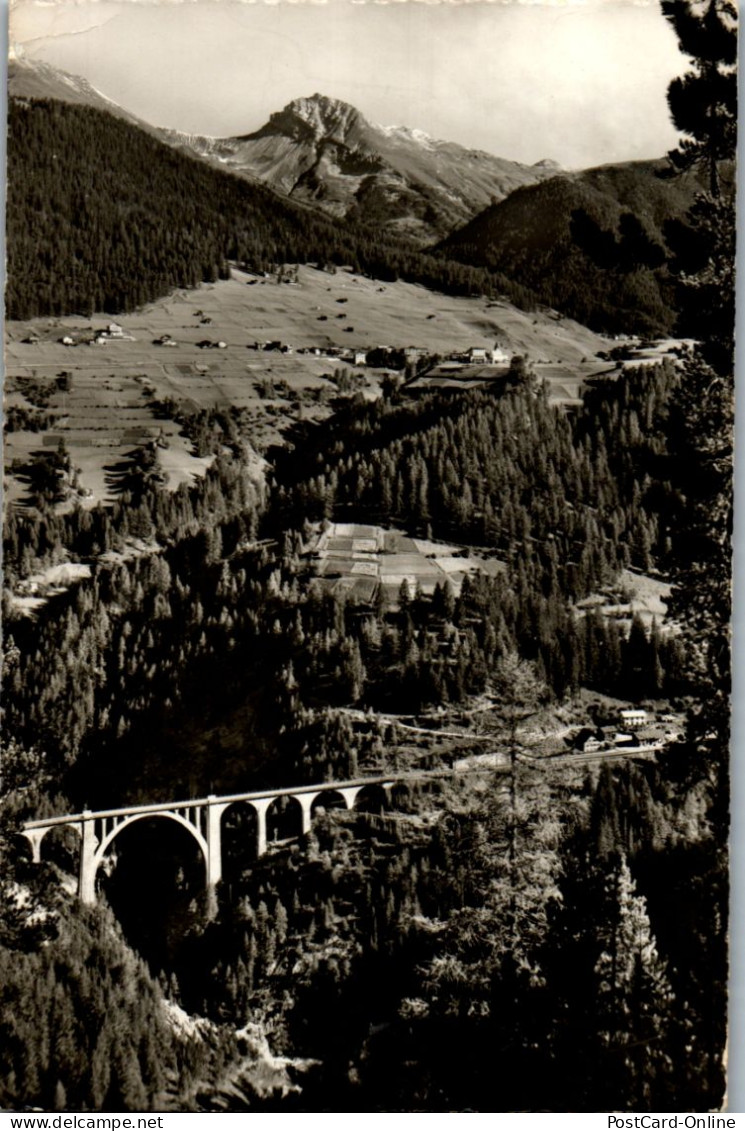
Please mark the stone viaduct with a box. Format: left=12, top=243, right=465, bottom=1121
left=21, top=774, right=434, bottom=905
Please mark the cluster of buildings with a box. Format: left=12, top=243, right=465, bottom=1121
left=573, top=707, right=682, bottom=754
left=22, top=322, right=138, bottom=348
left=262, top=342, right=512, bottom=372
left=57, top=322, right=135, bottom=347
left=447, top=345, right=511, bottom=365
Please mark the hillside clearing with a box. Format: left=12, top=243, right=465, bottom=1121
left=575, top=568, right=673, bottom=630
left=311, top=521, right=505, bottom=603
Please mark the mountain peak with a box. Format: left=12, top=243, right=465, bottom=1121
left=262, top=93, right=369, bottom=146
left=289, top=92, right=359, bottom=116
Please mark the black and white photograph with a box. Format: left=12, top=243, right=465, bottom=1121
left=0, top=0, right=737, bottom=1114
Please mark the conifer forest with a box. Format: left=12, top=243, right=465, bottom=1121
left=1, top=0, right=737, bottom=1114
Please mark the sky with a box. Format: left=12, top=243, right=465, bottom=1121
left=9, top=0, right=688, bottom=171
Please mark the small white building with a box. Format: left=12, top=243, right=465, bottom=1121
left=620, top=708, right=647, bottom=727
left=107, top=322, right=124, bottom=337
left=491, top=345, right=511, bottom=364
left=614, top=732, right=637, bottom=747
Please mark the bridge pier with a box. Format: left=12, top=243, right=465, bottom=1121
left=79, top=814, right=98, bottom=905
left=22, top=826, right=47, bottom=864
left=251, top=798, right=272, bottom=857
left=205, top=798, right=228, bottom=890
left=295, top=792, right=320, bottom=835
left=337, top=786, right=362, bottom=809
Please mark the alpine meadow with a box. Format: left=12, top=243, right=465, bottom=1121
left=1, top=0, right=737, bottom=1114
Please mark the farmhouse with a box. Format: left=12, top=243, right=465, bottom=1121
left=468, top=345, right=511, bottom=364
left=468, top=347, right=489, bottom=363
left=574, top=729, right=603, bottom=753
left=261, top=340, right=292, bottom=353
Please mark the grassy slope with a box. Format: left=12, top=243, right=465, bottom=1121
left=4, top=265, right=611, bottom=507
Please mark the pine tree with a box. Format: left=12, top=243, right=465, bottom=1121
left=592, top=859, right=675, bottom=1108
left=661, top=0, right=737, bottom=197
left=53, top=1080, right=67, bottom=1112
left=663, top=0, right=737, bottom=369
left=662, top=0, right=735, bottom=820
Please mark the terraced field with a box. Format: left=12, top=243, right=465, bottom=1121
left=312, top=522, right=504, bottom=604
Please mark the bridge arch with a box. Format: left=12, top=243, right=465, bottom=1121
left=94, top=812, right=212, bottom=969
left=95, top=810, right=209, bottom=869
left=220, top=801, right=260, bottom=878
left=310, top=789, right=349, bottom=818
left=80, top=810, right=209, bottom=904
left=22, top=820, right=81, bottom=867
left=354, top=783, right=389, bottom=815
left=266, top=794, right=303, bottom=844
left=22, top=776, right=414, bottom=904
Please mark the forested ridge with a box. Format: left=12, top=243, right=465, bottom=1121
left=6, top=97, right=535, bottom=321
left=436, top=158, right=735, bottom=337
left=271, top=361, right=678, bottom=579
left=1, top=1, right=735, bottom=1111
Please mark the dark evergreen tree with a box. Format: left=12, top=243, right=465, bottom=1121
left=661, top=0, right=737, bottom=196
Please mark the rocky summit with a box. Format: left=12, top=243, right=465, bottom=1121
left=162, top=92, right=561, bottom=243
left=7, top=60, right=560, bottom=243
